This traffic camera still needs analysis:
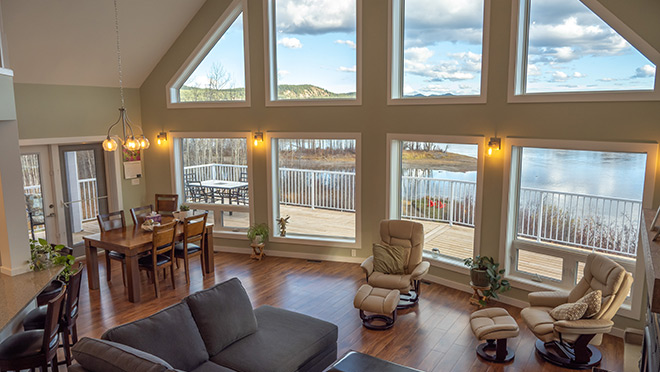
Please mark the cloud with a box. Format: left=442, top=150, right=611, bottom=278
left=335, top=40, right=356, bottom=49
left=406, top=47, right=434, bottom=63
left=572, top=72, right=585, bottom=78
left=277, top=37, right=302, bottom=49
left=527, top=64, right=542, bottom=76
left=403, top=0, right=484, bottom=46
left=276, top=0, right=355, bottom=35
left=404, top=47, right=480, bottom=82
left=448, top=51, right=481, bottom=72
left=552, top=71, right=569, bottom=82
left=633, top=64, right=656, bottom=78
left=338, top=65, right=356, bottom=72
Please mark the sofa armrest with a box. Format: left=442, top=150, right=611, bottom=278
left=553, top=319, right=614, bottom=335
left=360, top=256, right=374, bottom=280
left=528, top=291, right=569, bottom=307
left=410, top=261, right=430, bottom=280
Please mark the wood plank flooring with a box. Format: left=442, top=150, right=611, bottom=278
left=75, top=252, right=624, bottom=371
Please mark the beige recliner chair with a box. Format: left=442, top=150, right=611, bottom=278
left=360, top=220, right=430, bottom=309
left=521, top=253, right=633, bottom=369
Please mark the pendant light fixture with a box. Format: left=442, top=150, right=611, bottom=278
left=102, top=0, right=149, bottom=152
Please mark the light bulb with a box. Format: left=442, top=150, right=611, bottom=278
left=254, top=139, right=259, bottom=146
left=487, top=147, right=493, bottom=156
left=124, top=136, right=141, bottom=151
left=102, top=137, right=118, bottom=152
left=138, top=135, right=150, bottom=149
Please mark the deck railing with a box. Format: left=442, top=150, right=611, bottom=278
left=183, top=163, right=643, bottom=256
left=78, top=178, right=98, bottom=222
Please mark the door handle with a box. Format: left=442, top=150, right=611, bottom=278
left=46, top=213, right=56, bottom=218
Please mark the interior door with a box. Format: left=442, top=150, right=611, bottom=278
left=20, top=145, right=57, bottom=242
left=59, top=143, right=108, bottom=249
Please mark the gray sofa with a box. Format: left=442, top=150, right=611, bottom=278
left=69, top=278, right=338, bottom=372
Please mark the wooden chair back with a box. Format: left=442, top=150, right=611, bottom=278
left=63, top=263, right=85, bottom=326
left=183, top=212, right=208, bottom=248
left=42, top=289, right=65, bottom=355
left=152, top=221, right=177, bottom=258
left=130, top=205, right=153, bottom=226
left=155, top=194, right=179, bottom=215
left=97, top=210, right=126, bottom=232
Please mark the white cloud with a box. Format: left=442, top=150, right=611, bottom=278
left=572, top=72, right=585, bottom=78
left=277, top=37, right=303, bottom=49
left=448, top=51, right=481, bottom=72
left=634, top=64, right=656, bottom=78
left=404, top=0, right=484, bottom=46
left=552, top=71, right=569, bottom=82
left=338, top=65, right=357, bottom=73
left=404, top=47, right=479, bottom=82
left=276, top=0, right=355, bottom=35
left=527, top=64, right=542, bottom=76
left=335, top=40, right=356, bottom=49
left=405, top=47, right=434, bottom=63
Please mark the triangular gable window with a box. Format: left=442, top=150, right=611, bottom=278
left=516, top=0, right=657, bottom=95
left=168, top=0, right=249, bottom=106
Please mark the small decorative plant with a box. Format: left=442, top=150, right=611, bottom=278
left=247, top=223, right=269, bottom=244
left=179, top=204, right=191, bottom=212
left=277, top=215, right=290, bottom=237
left=464, top=255, right=510, bottom=306
left=29, top=239, right=79, bottom=282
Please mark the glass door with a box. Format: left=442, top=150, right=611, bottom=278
left=20, top=146, right=57, bottom=242
left=59, top=144, right=108, bottom=247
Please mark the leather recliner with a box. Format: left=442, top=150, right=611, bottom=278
left=360, top=220, right=430, bottom=309
left=520, top=253, right=633, bottom=369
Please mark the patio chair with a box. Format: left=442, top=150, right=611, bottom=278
left=26, top=194, right=46, bottom=240
left=184, top=173, right=209, bottom=203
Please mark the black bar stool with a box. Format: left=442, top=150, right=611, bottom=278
left=0, top=289, right=65, bottom=372
left=23, top=263, right=85, bottom=366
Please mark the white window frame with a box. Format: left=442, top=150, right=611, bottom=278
left=386, top=134, right=485, bottom=274
left=263, top=0, right=363, bottom=107
left=169, top=131, right=254, bottom=238
left=267, top=132, right=362, bottom=248
left=166, top=0, right=251, bottom=108
left=508, top=0, right=660, bottom=103
left=387, top=0, right=491, bottom=105
left=499, top=138, right=658, bottom=319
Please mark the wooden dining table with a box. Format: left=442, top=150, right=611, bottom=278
left=83, top=218, right=214, bottom=303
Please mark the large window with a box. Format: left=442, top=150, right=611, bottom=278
left=390, top=0, right=488, bottom=102
left=266, top=0, right=359, bottom=103
left=173, top=134, right=251, bottom=233
left=388, top=135, right=484, bottom=266
left=269, top=134, right=360, bottom=245
left=167, top=0, right=250, bottom=107
left=503, top=139, right=657, bottom=316
left=512, top=0, right=658, bottom=99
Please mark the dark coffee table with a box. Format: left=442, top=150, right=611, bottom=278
left=327, top=351, right=422, bottom=372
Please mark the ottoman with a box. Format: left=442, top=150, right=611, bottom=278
left=353, top=284, right=399, bottom=330
left=470, top=307, right=519, bottom=363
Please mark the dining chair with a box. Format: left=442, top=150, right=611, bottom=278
left=139, top=221, right=177, bottom=298
left=0, top=289, right=65, bottom=372
left=130, top=204, right=154, bottom=226
left=23, top=263, right=85, bottom=366
left=155, top=194, right=178, bottom=216
left=175, top=212, right=208, bottom=284
left=97, top=211, right=127, bottom=286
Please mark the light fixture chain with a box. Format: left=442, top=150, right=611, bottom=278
left=113, top=0, right=125, bottom=109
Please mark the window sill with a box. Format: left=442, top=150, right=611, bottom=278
left=211, top=230, right=249, bottom=240
left=388, top=95, right=486, bottom=105
left=265, top=98, right=362, bottom=107
left=270, top=234, right=358, bottom=249
left=422, top=251, right=469, bottom=275
left=0, top=68, right=13, bottom=77
left=167, top=101, right=251, bottom=109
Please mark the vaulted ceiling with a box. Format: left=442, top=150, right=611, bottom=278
left=1, top=0, right=205, bottom=88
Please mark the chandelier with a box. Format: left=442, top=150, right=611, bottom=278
left=102, top=0, right=149, bottom=152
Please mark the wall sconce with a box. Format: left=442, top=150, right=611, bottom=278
left=487, top=137, right=501, bottom=156
left=253, top=131, right=264, bottom=146
left=156, top=132, right=168, bottom=146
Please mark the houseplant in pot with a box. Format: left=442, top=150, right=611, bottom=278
left=463, top=255, right=492, bottom=287
left=247, top=223, right=269, bottom=245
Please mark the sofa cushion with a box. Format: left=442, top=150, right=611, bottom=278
left=211, top=305, right=338, bottom=372
left=190, top=361, right=236, bottom=372
left=101, top=302, right=208, bottom=371
left=71, top=337, right=174, bottom=372
left=577, top=290, right=602, bottom=318
left=184, top=278, right=258, bottom=356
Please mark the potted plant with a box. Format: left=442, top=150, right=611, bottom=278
left=247, top=223, right=269, bottom=245
left=174, top=204, right=192, bottom=220
left=464, top=255, right=492, bottom=287
left=28, top=239, right=79, bottom=283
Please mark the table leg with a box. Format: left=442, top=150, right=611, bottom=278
left=125, top=254, right=141, bottom=303
left=85, top=240, right=100, bottom=290
left=203, top=230, right=214, bottom=274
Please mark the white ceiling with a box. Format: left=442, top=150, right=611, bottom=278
left=1, top=0, right=206, bottom=88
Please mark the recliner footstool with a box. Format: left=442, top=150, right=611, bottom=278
left=470, top=307, right=519, bottom=363
left=354, top=284, right=399, bottom=330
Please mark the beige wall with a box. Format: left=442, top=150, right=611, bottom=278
left=13, top=83, right=147, bottom=220
left=138, top=0, right=660, bottom=330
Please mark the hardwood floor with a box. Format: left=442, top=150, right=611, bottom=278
left=75, top=252, right=624, bottom=371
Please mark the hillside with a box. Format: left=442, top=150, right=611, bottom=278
left=179, top=84, right=355, bottom=102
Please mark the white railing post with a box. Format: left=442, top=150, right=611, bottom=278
left=449, top=182, right=455, bottom=226
left=311, top=171, right=316, bottom=210
left=536, top=193, right=544, bottom=242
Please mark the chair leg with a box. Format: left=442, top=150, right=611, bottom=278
left=62, top=327, right=72, bottom=366
left=170, top=264, right=176, bottom=289
left=200, top=252, right=205, bottom=278
left=105, top=254, right=112, bottom=282
left=72, top=324, right=78, bottom=345
left=153, top=269, right=160, bottom=298
left=176, top=258, right=180, bottom=269
left=50, top=353, right=58, bottom=372
left=184, top=257, right=190, bottom=284
left=41, top=363, right=48, bottom=372
left=121, top=261, right=127, bottom=287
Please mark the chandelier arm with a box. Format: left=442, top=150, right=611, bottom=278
left=106, top=112, right=123, bottom=138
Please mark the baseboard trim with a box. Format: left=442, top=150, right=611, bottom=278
left=215, top=246, right=365, bottom=264
left=424, top=273, right=530, bottom=309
